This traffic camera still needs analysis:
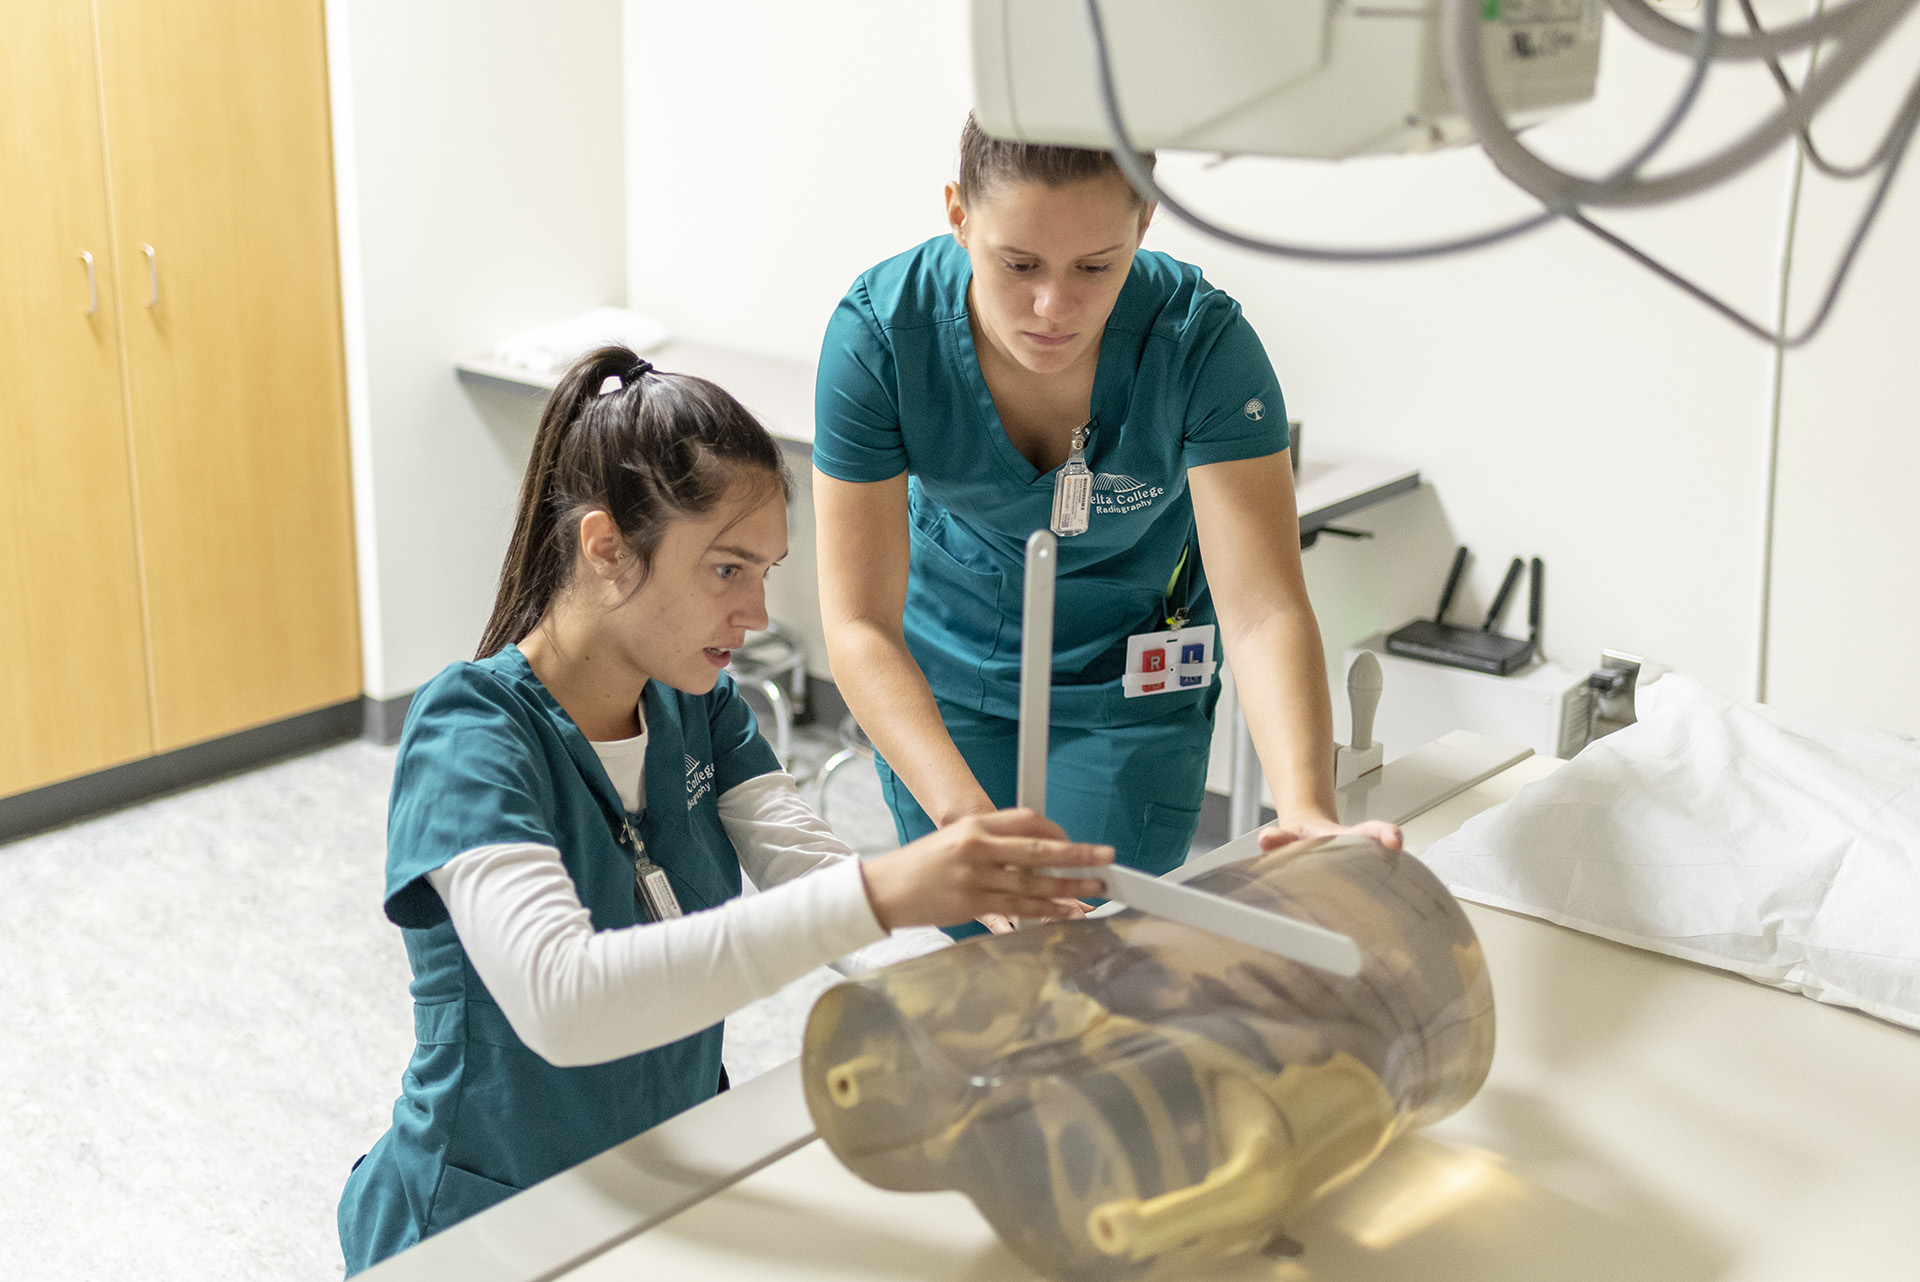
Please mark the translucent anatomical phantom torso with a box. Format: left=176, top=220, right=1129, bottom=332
left=804, top=835, right=1496, bottom=1282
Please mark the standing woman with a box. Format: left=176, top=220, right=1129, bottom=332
left=338, top=346, right=1109, bottom=1273
left=814, top=117, right=1398, bottom=935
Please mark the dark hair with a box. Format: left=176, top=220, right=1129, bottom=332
left=477, top=345, right=790, bottom=659
left=955, top=111, right=1156, bottom=209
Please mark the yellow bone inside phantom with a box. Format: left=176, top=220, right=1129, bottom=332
left=1085, top=1052, right=1396, bottom=1260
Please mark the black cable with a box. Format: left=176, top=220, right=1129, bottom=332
left=1739, top=0, right=1918, bottom=179
left=1610, top=0, right=1726, bottom=186
left=1568, top=75, right=1920, bottom=346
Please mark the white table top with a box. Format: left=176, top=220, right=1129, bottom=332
left=374, top=755, right=1920, bottom=1281
left=577, top=771, right=1920, bottom=1281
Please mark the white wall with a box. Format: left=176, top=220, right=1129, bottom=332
left=329, top=0, right=627, bottom=701
left=1149, top=9, right=1803, bottom=736
left=619, top=0, right=1920, bottom=742
left=622, top=2, right=973, bottom=361
left=623, top=1, right=976, bottom=683
left=1768, top=6, right=1920, bottom=733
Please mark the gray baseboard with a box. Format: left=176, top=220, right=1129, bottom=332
left=1, top=671, right=1269, bottom=849
left=362, top=690, right=414, bottom=745
left=2, top=698, right=364, bottom=844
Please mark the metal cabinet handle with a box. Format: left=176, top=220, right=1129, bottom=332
left=80, top=250, right=98, bottom=315
left=142, top=244, right=159, bottom=307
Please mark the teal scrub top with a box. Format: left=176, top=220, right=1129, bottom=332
left=813, top=236, right=1288, bottom=728
left=338, top=645, right=779, bottom=1275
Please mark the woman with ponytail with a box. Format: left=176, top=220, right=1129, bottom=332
left=337, top=346, right=1110, bottom=1273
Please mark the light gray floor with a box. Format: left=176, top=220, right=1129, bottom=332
left=0, top=723, right=896, bottom=1282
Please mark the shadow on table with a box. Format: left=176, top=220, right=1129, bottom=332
left=1280, top=1086, right=1728, bottom=1282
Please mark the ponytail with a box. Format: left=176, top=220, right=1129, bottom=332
left=477, top=345, right=789, bottom=659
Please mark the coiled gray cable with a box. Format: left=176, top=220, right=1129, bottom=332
left=1078, top=0, right=1920, bottom=343
left=1444, top=0, right=1917, bottom=208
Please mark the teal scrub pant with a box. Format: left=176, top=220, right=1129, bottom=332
left=873, top=687, right=1220, bottom=940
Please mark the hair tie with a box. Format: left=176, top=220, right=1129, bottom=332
left=596, top=359, right=655, bottom=397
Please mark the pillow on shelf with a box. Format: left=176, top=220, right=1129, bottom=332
left=493, top=306, right=668, bottom=374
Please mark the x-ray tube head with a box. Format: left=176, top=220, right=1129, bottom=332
left=972, top=0, right=1602, bottom=159
left=803, top=834, right=1497, bottom=1280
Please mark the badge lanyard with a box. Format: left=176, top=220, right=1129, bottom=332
left=1123, top=538, right=1217, bottom=699
left=1161, top=542, right=1196, bottom=629
left=1049, top=419, right=1094, bottom=538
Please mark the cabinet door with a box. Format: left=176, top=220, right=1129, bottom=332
left=95, top=0, right=361, bottom=751
left=0, top=0, right=155, bottom=797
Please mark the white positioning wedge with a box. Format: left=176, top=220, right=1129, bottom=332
left=1016, top=530, right=1363, bottom=977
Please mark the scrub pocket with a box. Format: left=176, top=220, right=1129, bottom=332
left=1133, top=801, right=1203, bottom=879
left=428, top=1162, right=521, bottom=1233
left=904, top=509, right=1008, bottom=705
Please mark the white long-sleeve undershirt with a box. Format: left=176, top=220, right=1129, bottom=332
left=425, top=767, right=948, bottom=1068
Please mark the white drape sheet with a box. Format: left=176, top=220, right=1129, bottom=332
left=1423, top=674, right=1920, bottom=1031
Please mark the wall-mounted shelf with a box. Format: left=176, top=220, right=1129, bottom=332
left=456, top=341, right=817, bottom=445
left=1295, top=456, right=1420, bottom=538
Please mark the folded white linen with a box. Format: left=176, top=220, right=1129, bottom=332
left=492, top=306, right=668, bottom=374
left=1422, top=673, right=1920, bottom=1030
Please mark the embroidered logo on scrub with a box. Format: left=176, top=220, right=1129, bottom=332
left=684, top=753, right=716, bottom=809
left=1243, top=398, right=1265, bottom=420
left=1092, top=472, right=1166, bottom=517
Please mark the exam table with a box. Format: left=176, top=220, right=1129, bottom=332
left=365, top=754, right=1920, bottom=1282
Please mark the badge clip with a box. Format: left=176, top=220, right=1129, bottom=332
left=1050, top=421, right=1093, bottom=538
left=632, top=841, right=684, bottom=922
left=619, top=820, right=684, bottom=923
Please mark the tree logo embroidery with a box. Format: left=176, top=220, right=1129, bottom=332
left=1243, top=398, right=1265, bottom=420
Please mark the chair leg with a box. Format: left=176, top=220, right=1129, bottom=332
left=757, top=678, right=793, bottom=767
left=814, top=748, right=863, bottom=825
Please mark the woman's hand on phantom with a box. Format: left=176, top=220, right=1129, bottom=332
left=975, top=896, right=1097, bottom=936
left=861, top=809, right=1112, bottom=931
left=1257, top=815, right=1404, bottom=853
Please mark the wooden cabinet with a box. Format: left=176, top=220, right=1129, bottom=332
left=0, top=0, right=155, bottom=797
left=1, top=0, right=359, bottom=798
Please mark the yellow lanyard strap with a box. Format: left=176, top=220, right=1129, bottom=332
left=1162, top=544, right=1193, bottom=630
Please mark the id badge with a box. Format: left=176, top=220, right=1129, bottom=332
left=625, top=826, right=683, bottom=922
left=635, top=853, right=684, bottom=922
left=1122, top=623, right=1218, bottom=698
left=1050, top=421, right=1093, bottom=538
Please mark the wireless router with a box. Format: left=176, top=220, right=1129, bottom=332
left=1386, top=546, right=1540, bottom=677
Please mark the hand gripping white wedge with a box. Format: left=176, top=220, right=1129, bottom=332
left=1015, top=529, right=1363, bottom=977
